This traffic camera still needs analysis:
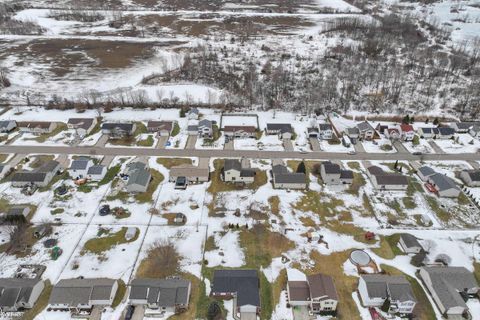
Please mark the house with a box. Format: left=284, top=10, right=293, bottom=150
left=129, top=278, right=191, bottom=313
left=147, top=120, right=176, bottom=136
left=320, top=162, right=353, bottom=185
left=366, top=166, right=408, bottom=191
left=198, top=119, right=213, bottom=138
left=187, top=125, right=198, bottom=136
left=427, top=173, right=460, bottom=198
left=398, top=233, right=424, bottom=254
left=0, top=120, right=16, bottom=133
left=346, top=127, right=360, bottom=142
left=67, top=118, right=97, bottom=137
left=223, top=159, right=255, bottom=184
left=0, top=164, right=11, bottom=179
left=211, top=269, right=260, bottom=319
left=319, top=123, right=334, bottom=140
left=174, top=213, right=186, bottom=224
left=307, top=126, right=320, bottom=138
left=17, top=121, right=57, bottom=135
left=437, top=127, right=455, bottom=139
left=169, top=165, right=210, bottom=184
left=450, top=121, right=480, bottom=133
left=87, top=165, right=107, bottom=181
left=358, top=274, right=416, bottom=315
left=11, top=160, right=61, bottom=188
left=125, top=162, right=151, bottom=193
left=68, top=157, right=94, bottom=179
left=400, top=124, right=415, bottom=141
left=460, top=169, right=480, bottom=187
left=266, top=123, right=293, bottom=139
left=469, top=125, right=480, bottom=138
left=417, top=127, right=435, bottom=139
left=419, top=266, right=479, bottom=317
left=272, top=164, right=307, bottom=190
left=416, top=166, right=436, bottom=182
left=6, top=206, right=31, bottom=221
left=356, top=121, right=376, bottom=140
left=187, top=107, right=199, bottom=120
left=101, top=122, right=135, bottom=139
left=376, top=123, right=388, bottom=135
left=49, top=278, right=118, bottom=312
left=385, top=128, right=401, bottom=140
left=286, top=270, right=338, bottom=314
left=223, top=126, right=256, bottom=139
left=0, top=278, right=45, bottom=312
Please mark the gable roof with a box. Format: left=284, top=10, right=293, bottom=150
left=102, top=122, right=134, bottom=132
left=322, top=162, right=341, bottom=174
left=287, top=281, right=310, bottom=301
left=357, top=121, right=374, bottom=132
left=318, top=123, right=332, bottom=131
left=17, top=121, right=53, bottom=129
left=429, top=173, right=459, bottom=191
left=399, top=233, right=422, bottom=249
left=224, top=159, right=242, bottom=172
left=307, top=273, right=338, bottom=300
left=0, top=278, right=42, bottom=308
left=49, top=278, right=116, bottom=306
left=418, top=166, right=435, bottom=177
left=461, top=170, right=480, bottom=182
left=438, top=127, right=455, bottom=135
left=266, top=123, right=292, bottom=134
left=67, top=118, right=94, bottom=130
left=129, top=278, right=190, bottom=306
left=127, top=169, right=151, bottom=188
left=361, top=275, right=415, bottom=302
left=70, top=159, right=91, bottom=170
left=400, top=124, right=414, bottom=132
left=272, top=165, right=306, bottom=184
left=147, top=121, right=174, bottom=132
left=367, top=166, right=408, bottom=186
left=212, top=269, right=260, bottom=308
left=0, top=120, right=15, bottom=129
left=87, top=165, right=105, bottom=175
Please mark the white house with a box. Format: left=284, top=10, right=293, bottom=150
left=318, top=123, right=333, bottom=140
left=68, top=158, right=94, bottom=179
left=223, top=159, right=255, bottom=184
left=67, top=118, right=97, bottom=137
left=428, top=173, right=460, bottom=198
left=400, top=124, right=415, bottom=141
left=0, top=278, right=45, bottom=312
left=460, top=169, right=480, bottom=187
left=87, top=165, right=107, bottom=181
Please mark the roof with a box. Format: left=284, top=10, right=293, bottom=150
left=36, top=160, right=60, bottom=173
left=421, top=266, right=478, bottom=310
left=318, top=123, right=332, bottom=131
left=346, top=127, right=360, bottom=135
left=127, top=162, right=147, bottom=173
left=87, top=165, right=105, bottom=175
left=438, top=127, right=455, bottom=135
left=361, top=275, right=415, bottom=302
left=287, top=281, right=310, bottom=301
left=419, top=127, right=433, bottom=133
left=0, top=120, right=15, bottom=128
left=322, top=162, right=341, bottom=174
left=224, top=159, right=242, bottom=172
left=399, top=233, right=422, bottom=249
left=102, top=122, right=134, bottom=132
left=7, top=206, right=30, bottom=217
left=67, top=118, right=94, bottom=130
left=307, top=273, right=338, bottom=300
left=272, top=165, right=306, bottom=184
left=340, top=169, right=354, bottom=179
left=357, top=121, right=374, bottom=132
left=0, top=278, right=42, bottom=308
left=418, top=166, right=436, bottom=177
left=17, top=121, right=53, bottom=129
left=400, top=124, right=414, bottom=132
left=224, top=126, right=257, bottom=133
left=130, top=278, right=190, bottom=306
left=453, top=122, right=480, bottom=130
left=127, top=169, right=151, bottom=188
left=147, top=121, right=173, bottom=131
left=70, top=159, right=91, bottom=170
left=266, top=123, right=292, bottom=134
left=429, top=173, right=459, bottom=192
left=367, top=166, right=408, bottom=186
left=187, top=125, right=198, bottom=131
left=461, top=170, right=480, bottom=182
left=49, top=278, right=116, bottom=306
left=11, top=171, right=47, bottom=183
left=198, top=119, right=213, bottom=128
left=212, top=269, right=260, bottom=308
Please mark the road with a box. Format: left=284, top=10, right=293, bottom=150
left=0, top=145, right=479, bottom=161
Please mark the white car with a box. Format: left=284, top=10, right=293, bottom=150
left=299, top=149, right=308, bottom=154
left=348, top=150, right=356, bottom=155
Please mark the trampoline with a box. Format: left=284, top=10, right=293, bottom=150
left=349, top=249, right=372, bottom=267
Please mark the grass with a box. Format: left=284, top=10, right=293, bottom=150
left=403, top=196, right=417, bottom=209
left=372, top=234, right=403, bottom=259
left=346, top=172, right=366, bottom=196
left=38, top=171, right=68, bottom=192
left=207, top=159, right=267, bottom=194
left=268, top=196, right=280, bottom=217
left=458, top=193, right=470, bottom=205
left=156, top=157, right=192, bottom=168
left=112, top=279, right=126, bottom=308
left=86, top=118, right=102, bottom=137
left=22, top=281, right=52, bottom=320
left=286, top=160, right=322, bottom=184
left=33, top=122, right=67, bottom=143
left=382, top=161, right=413, bottom=174
left=134, top=169, right=164, bottom=203
left=0, top=198, right=9, bottom=212
left=0, top=153, right=8, bottom=163
left=29, top=155, right=55, bottom=168
left=98, top=165, right=120, bottom=186
left=171, top=121, right=180, bottom=137
left=474, top=262, right=480, bottom=284
left=108, top=121, right=148, bottom=145
left=136, top=134, right=154, bottom=147
left=82, top=227, right=139, bottom=255
left=170, top=274, right=202, bottom=320
left=425, top=196, right=449, bottom=222
left=347, top=161, right=361, bottom=170
left=381, top=265, right=436, bottom=320
left=50, top=208, right=64, bottom=215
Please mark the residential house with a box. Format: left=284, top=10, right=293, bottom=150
left=385, top=128, right=401, bottom=140
left=318, top=123, right=334, bottom=140
left=17, top=121, right=57, bottom=135
left=87, top=165, right=107, bottom=181
left=307, top=126, right=320, bottom=138
left=398, top=233, right=424, bottom=254
left=11, top=160, right=61, bottom=188
left=417, top=127, right=435, bottom=139
left=68, top=157, right=94, bottom=179
left=0, top=164, right=11, bottom=179
left=375, top=123, right=388, bottom=136
left=67, top=118, right=97, bottom=137
left=187, top=107, right=199, bottom=120
left=169, top=165, right=210, bottom=184
left=460, top=169, right=480, bottom=187
left=356, top=121, right=376, bottom=140
left=147, top=120, right=176, bottom=136
left=266, top=123, right=293, bottom=139
left=223, top=126, right=256, bottom=139
left=346, top=127, right=360, bottom=142
left=223, top=159, right=255, bottom=184
left=400, top=124, right=415, bottom=141
left=358, top=274, right=416, bottom=315
left=416, top=166, right=436, bottom=182
left=450, top=121, right=480, bottom=133
left=427, top=173, right=460, bottom=198
left=0, top=278, right=45, bottom=312
left=287, top=270, right=338, bottom=314
left=187, top=125, right=199, bottom=136
left=101, top=122, right=135, bottom=139
left=6, top=206, right=31, bottom=221
left=437, top=127, right=455, bottom=139
left=366, top=166, right=409, bottom=191
left=129, top=278, right=191, bottom=313
left=49, top=278, right=118, bottom=312
left=272, top=164, right=307, bottom=190
left=0, top=120, right=16, bottom=133
left=469, top=125, right=480, bottom=138
left=320, top=162, right=353, bottom=185
left=419, top=266, right=479, bottom=317
left=125, top=161, right=151, bottom=193
left=198, top=119, right=213, bottom=138
left=211, top=269, right=260, bottom=320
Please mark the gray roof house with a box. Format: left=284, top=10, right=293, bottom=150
left=419, top=266, right=479, bottom=317
left=398, top=233, right=424, bottom=254
left=169, top=165, right=210, bottom=184
left=272, top=164, right=307, bottom=190
left=17, top=121, right=57, bottom=134
left=11, top=160, right=61, bottom=188
left=358, top=274, right=416, bottom=315
left=450, top=121, right=480, bottom=133
left=266, top=123, right=293, bottom=139
left=49, top=278, right=118, bottom=311
left=67, top=118, right=97, bottom=137
left=320, top=161, right=353, bottom=185
left=356, top=121, right=376, bottom=140
left=0, top=278, right=45, bottom=312
left=101, top=122, right=136, bottom=138
left=147, top=120, right=175, bottom=136
left=129, top=278, right=191, bottom=312
left=0, top=120, right=16, bottom=133
left=87, top=165, right=107, bottom=181
left=460, top=169, right=480, bottom=187
left=417, top=166, right=436, bottom=182
left=68, top=158, right=94, bottom=179
left=211, top=269, right=260, bottom=318
left=198, top=119, right=213, bottom=138
left=366, top=166, right=408, bottom=191
left=126, top=162, right=151, bottom=193
left=223, top=159, right=255, bottom=184
left=428, top=173, right=460, bottom=198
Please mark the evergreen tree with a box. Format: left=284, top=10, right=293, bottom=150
left=297, top=161, right=306, bottom=174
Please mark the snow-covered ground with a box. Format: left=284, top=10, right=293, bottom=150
left=434, top=134, right=480, bottom=153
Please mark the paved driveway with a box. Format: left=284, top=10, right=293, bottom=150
left=283, top=138, right=294, bottom=151
left=353, top=141, right=366, bottom=153
left=186, top=135, right=197, bottom=149
left=156, top=136, right=168, bottom=149
left=224, top=138, right=234, bottom=150
left=428, top=140, right=445, bottom=154
left=95, top=134, right=109, bottom=147
left=393, top=140, right=409, bottom=154
left=309, top=138, right=321, bottom=151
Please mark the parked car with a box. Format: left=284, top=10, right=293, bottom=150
left=412, top=151, right=422, bottom=155
left=99, top=205, right=110, bottom=216
left=299, top=149, right=308, bottom=154
left=125, top=305, right=135, bottom=320
left=348, top=150, right=356, bottom=155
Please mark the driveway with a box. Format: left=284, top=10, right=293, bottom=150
left=156, top=136, right=168, bottom=149
left=428, top=140, right=445, bottom=154
left=131, top=305, right=145, bottom=320
left=7, top=153, right=26, bottom=168
left=186, top=135, right=197, bottom=150
left=224, top=138, right=234, bottom=150
left=100, top=155, right=115, bottom=166
left=392, top=140, right=409, bottom=154
left=353, top=141, right=366, bottom=153
left=283, top=138, right=294, bottom=151
left=309, top=138, right=321, bottom=151
left=292, top=305, right=311, bottom=320
left=95, top=134, right=109, bottom=147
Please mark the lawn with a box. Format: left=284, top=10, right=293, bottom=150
left=268, top=196, right=280, bottom=216
left=0, top=153, right=8, bottom=163
left=371, top=234, right=403, bottom=259
left=381, top=265, right=436, bottom=320
left=33, top=122, right=67, bottom=143
left=170, top=274, right=202, bottom=320
left=207, top=159, right=267, bottom=194
left=108, top=121, right=147, bottom=145
left=171, top=122, right=180, bottom=137
left=425, top=196, right=449, bottom=222
left=156, top=157, right=192, bottom=169
left=346, top=172, right=366, bottom=196
left=98, top=164, right=121, bottom=186
left=82, top=227, right=139, bottom=255
left=134, top=169, right=164, bottom=203
left=136, top=134, right=154, bottom=147
left=112, top=280, right=126, bottom=308
left=29, top=155, right=55, bottom=168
